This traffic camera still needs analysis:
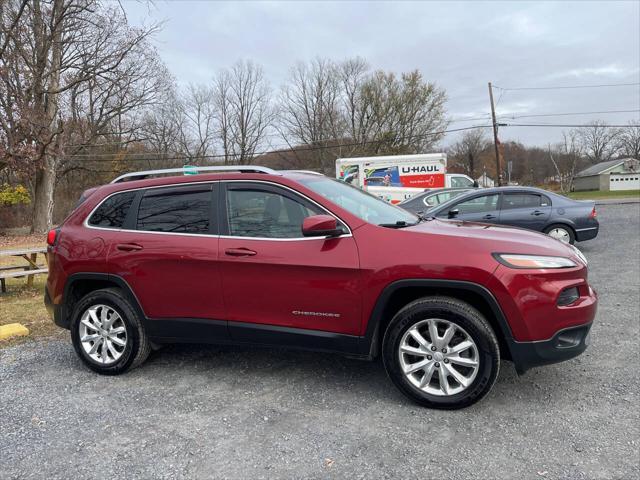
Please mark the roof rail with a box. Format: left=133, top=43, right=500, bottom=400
left=110, top=165, right=280, bottom=184
left=281, top=170, right=324, bottom=176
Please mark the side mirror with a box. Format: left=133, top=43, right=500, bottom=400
left=448, top=208, right=460, bottom=219
left=473, top=180, right=479, bottom=188
left=302, top=215, right=343, bottom=237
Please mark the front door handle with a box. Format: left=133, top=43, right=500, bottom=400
left=116, top=243, right=143, bottom=252
left=531, top=210, right=545, bottom=216
left=225, top=248, right=257, bottom=257
left=482, top=214, right=496, bottom=220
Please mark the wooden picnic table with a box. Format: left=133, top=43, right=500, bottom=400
left=0, top=246, right=48, bottom=292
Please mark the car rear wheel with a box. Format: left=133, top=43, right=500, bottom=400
left=544, top=224, right=575, bottom=244
left=382, top=296, right=500, bottom=409
left=70, top=288, right=150, bottom=375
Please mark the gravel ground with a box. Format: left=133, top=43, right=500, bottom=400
left=1, top=203, right=639, bottom=480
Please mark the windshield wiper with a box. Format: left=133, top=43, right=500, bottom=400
left=378, top=221, right=417, bottom=228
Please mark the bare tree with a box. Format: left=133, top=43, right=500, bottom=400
left=339, top=57, right=370, bottom=151
left=447, top=129, right=490, bottom=177
left=0, top=0, right=164, bottom=231
left=278, top=59, right=448, bottom=172
left=278, top=58, right=344, bottom=172
left=0, top=0, right=29, bottom=58
left=617, top=120, right=640, bottom=159
left=354, top=70, right=448, bottom=155
left=212, top=61, right=274, bottom=164
left=139, top=89, right=182, bottom=165
left=576, top=120, right=620, bottom=164
left=548, top=131, right=584, bottom=193
left=175, top=83, right=217, bottom=161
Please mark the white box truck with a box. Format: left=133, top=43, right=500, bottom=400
left=336, top=153, right=476, bottom=204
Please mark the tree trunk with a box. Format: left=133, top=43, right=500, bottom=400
left=30, top=0, right=63, bottom=233
left=31, top=157, right=56, bottom=232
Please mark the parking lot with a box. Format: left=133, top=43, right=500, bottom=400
left=1, top=202, right=639, bottom=479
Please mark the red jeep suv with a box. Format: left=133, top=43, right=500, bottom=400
left=45, top=166, right=597, bottom=409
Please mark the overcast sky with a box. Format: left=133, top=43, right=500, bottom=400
left=122, top=0, right=640, bottom=148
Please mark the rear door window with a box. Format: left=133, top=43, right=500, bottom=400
left=88, top=191, right=136, bottom=228
left=136, top=185, right=213, bottom=234
left=502, top=193, right=550, bottom=210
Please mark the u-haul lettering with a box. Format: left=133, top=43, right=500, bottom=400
left=399, top=163, right=445, bottom=188
left=400, top=165, right=442, bottom=174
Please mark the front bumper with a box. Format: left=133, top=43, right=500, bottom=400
left=509, top=322, right=592, bottom=374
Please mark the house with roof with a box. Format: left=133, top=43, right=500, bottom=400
left=475, top=172, right=495, bottom=187
left=572, top=158, right=640, bottom=191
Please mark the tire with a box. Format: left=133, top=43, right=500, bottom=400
left=544, top=224, right=575, bottom=245
left=382, top=296, right=500, bottom=409
left=70, top=288, right=150, bottom=375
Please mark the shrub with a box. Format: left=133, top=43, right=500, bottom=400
left=0, top=184, right=31, bottom=206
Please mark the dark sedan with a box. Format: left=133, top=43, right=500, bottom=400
left=402, top=186, right=599, bottom=244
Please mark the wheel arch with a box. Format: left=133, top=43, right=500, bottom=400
left=544, top=220, right=576, bottom=234
left=61, top=273, right=145, bottom=329
left=363, top=280, right=516, bottom=361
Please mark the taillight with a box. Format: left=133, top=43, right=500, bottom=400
left=47, top=228, right=60, bottom=246
left=589, top=206, right=597, bottom=219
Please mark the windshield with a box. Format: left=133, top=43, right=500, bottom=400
left=299, top=176, right=419, bottom=226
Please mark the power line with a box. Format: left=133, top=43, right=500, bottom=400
left=61, top=124, right=493, bottom=161
left=507, top=122, right=640, bottom=127
left=448, top=114, right=492, bottom=123
left=497, top=109, right=640, bottom=120
left=493, top=82, right=640, bottom=91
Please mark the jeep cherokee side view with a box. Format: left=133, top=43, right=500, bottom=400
left=45, top=166, right=597, bottom=409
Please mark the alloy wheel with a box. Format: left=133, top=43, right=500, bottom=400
left=78, top=304, right=128, bottom=365
left=398, top=318, right=479, bottom=396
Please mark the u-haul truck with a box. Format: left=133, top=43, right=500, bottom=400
left=336, top=153, right=475, bottom=204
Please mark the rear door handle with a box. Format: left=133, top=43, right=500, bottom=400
left=531, top=210, right=545, bottom=216
left=482, top=214, right=496, bottom=220
left=225, top=248, right=257, bottom=257
left=116, top=243, right=143, bottom=252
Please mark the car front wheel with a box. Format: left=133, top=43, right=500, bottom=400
left=382, top=296, right=500, bottom=409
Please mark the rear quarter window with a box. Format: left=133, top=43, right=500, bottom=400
left=88, top=191, right=136, bottom=228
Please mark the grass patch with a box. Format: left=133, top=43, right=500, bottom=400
left=0, top=276, right=62, bottom=347
left=566, top=190, right=640, bottom=200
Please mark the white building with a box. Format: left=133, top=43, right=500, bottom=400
left=573, top=158, right=640, bottom=192
left=476, top=172, right=495, bottom=187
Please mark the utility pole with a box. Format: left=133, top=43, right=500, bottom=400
left=488, top=82, right=503, bottom=186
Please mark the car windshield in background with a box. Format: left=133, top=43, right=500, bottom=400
left=299, top=176, right=419, bottom=227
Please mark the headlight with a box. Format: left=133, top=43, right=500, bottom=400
left=570, top=245, right=588, bottom=266
left=493, top=253, right=577, bottom=269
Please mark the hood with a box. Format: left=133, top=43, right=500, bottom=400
left=405, top=218, right=577, bottom=259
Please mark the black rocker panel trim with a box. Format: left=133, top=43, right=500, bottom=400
left=228, top=321, right=360, bottom=355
